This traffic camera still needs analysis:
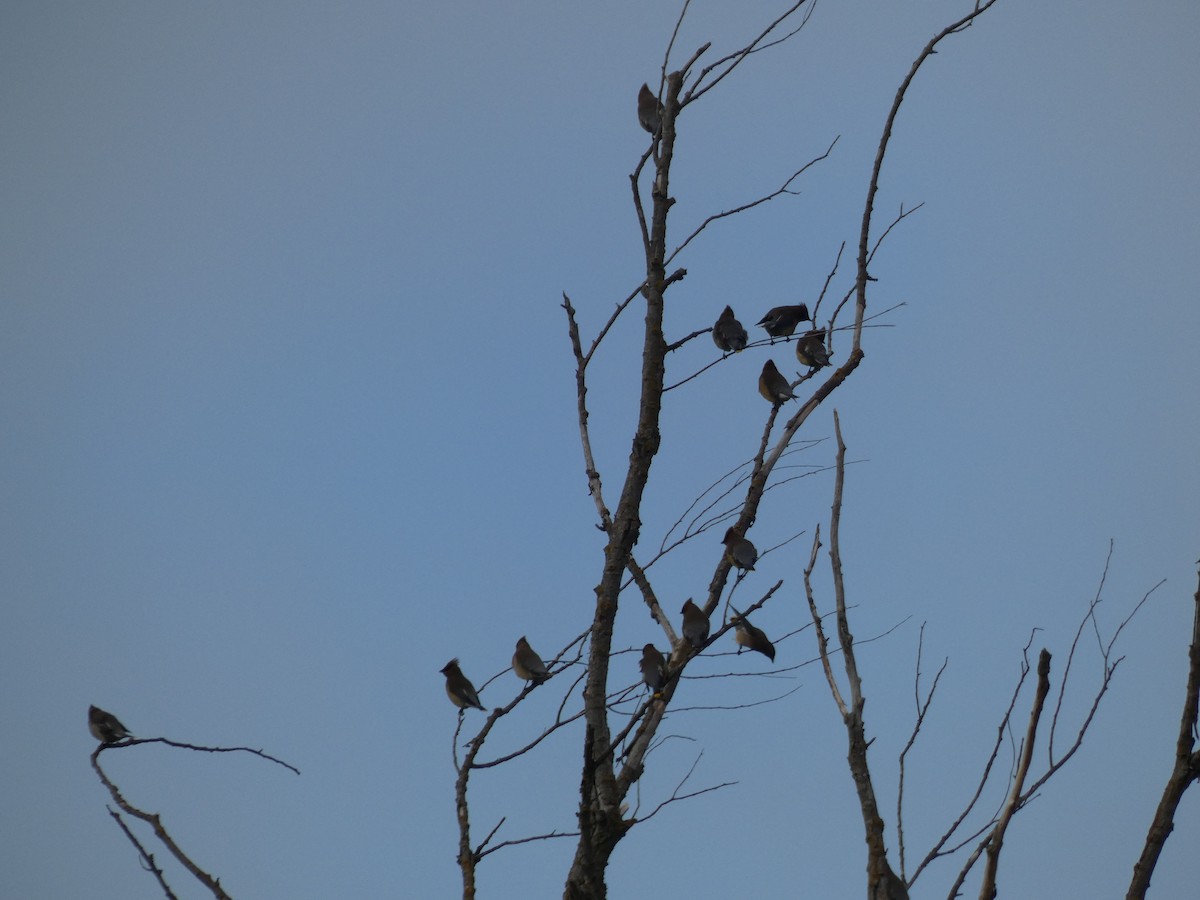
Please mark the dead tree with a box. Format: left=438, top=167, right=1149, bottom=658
left=444, top=1, right=1011, bottom=898
left=443, top=2, right=1192, bottom=898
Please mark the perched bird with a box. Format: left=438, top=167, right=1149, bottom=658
left=758, top=359, right=796, bottom=405
left=795, top=328, right=831, bottom=371
left=512, top=636, right=550, bottom=685
left=680, top=599, right=710, bottom=651
left=732, top=613, right=777, bottom=663
left=441, top=659, right=485, bottom=711
left=640, top=643, right=668, bottom=695
left=637, top=83, right=662, bottom=135
left=756, top=304, right=811, bottom=339
left=712, top=305, right=749, bottom=353
left=722, top=527, right=758, bottom=572
left=88, top=705, right=131, bottom=744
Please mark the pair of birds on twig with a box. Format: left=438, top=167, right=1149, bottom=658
left=440, top=635, right=551, bottom=712
left=713, top=303, right=812, bottom=352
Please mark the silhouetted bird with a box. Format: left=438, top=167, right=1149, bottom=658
left=795, top=328, right=831, bottom=371
left=756, top=304, right=811, bottom=338
left=722, top=527, right=758, bottom=572
left=637, top=83, right=662, bottom=135
left=640, top=643, right=668, bottom=696
left=88, top=705, right=131, bottom=744
left=512, top=637, right=550, bottom=685
left=680, top=599, right=710, bottom=651
left=712, top=305, right=748, bottom=353
left=758, top=359, right=796, bottom=404
left=732, top=614, right=776, bottom=663
left=441, top=659, right=485, bottom=711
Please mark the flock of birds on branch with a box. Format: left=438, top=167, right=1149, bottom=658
left=438, top=83, right=837, bottom=716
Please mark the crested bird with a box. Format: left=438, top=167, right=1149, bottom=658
left=732, top=613, right=776, bottom=663
left=512, top=636, right=550, bottom=685
left=640, top=643, right=668, bottom=696
left=756, top=304, right=811, bottom=339
left=88, top=705, right=131, bottom=744
left=712, top=305, right=749, bottom=353
left=680, top=599, right=710, bottom=651
left=722, top=527, right=758, bottom=572
left=637, top=83, right=662, bottom=135
left=441, top=658, right=485, bottom=711
left=795, top=328, right=831, bottom=371
left=758, top=359, right=796, bottom=404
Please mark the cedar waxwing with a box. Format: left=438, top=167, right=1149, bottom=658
left=756, top=304, right=811, bottom=339
left=732, top=613, right=776, bottom=663
left=640, top=643, right=668, bottom=695
left=88, top=705, right=131, bottom=744
left=722, top=527, right=758, bottom=572
left=441, top=658, right=485, bottom=711
left=758, top=359, right=796, bottom=404
left=637, top=83, right=662, bottom=135
left=795, top=328, right=831, bottom=371
left=712, top=305, right=749, bottom=353
left=512, top=636, right=550, bottom=685
left=680, top=599, right=710, bottom=651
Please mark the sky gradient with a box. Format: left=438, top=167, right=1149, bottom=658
left=2, top=1, right=1198, bottom=897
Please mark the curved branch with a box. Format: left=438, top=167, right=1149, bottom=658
left=1128, top=569, right=1200, bottom=898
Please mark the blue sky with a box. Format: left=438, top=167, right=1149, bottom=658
left=2, top=1, right=1198, bottom=897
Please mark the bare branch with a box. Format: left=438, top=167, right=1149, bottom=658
left=106, top=807, right=180, bottom=900
left=91, top=751, right=233, bottom=900
left=978, top=649, right=1052, bottom=900
left=98, top=737, right=299, bottom=776
left=854, top=0, right=999, bottom=352
left=1128, top=567, right=1200, bottom=899
left=664, top=137, right=838, bottom=266
left=897, top=625, right=948, bottom=882
left=686, top=0, right=815, bottom=102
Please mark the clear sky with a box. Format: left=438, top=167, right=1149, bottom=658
left=2, top=1, right=1198, bottom=897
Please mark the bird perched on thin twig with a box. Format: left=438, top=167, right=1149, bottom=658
left=680, top=599, right=710, bottom=651
left=722, top=527, right=758, bottom=572
left=756, top=304, right=811, bottom=339
left=640, top=643, right=668, bottom=696
left=732, top=612, right=776, bottom=663
left=758, top=359, right=796, bottom=405
left=711, top=305, right=748, bottom=353
left=795, top=328, right=831, bottom=371
left=637, top=83, right=662, bottom=135
left=88, top=705, right=131, bottom=744
left=441, top=659, right=485, bottom=711
left=512, top=636, right=550, bottom=685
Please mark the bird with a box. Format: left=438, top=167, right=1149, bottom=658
left=680, top=599, right=710, bottom=651
left=88, top=705, right=131, bottom=744
left=732, top=613, right=776, bottom=663
left=640, top=643, right=668, bottom=696
left=758, top=359, right=796, bottom=404
left=512, top=637, right=550, bottom=685
left=756, top=304, right=811, bottom=339
left=637, top=83, right=662, bottom=135
left=441, top=659, right=485, bottom=711
left=712, top=305, right=749, bottom=353
left=722, top=527, right=758, bottom=572
left=795, top=328, right=831, bottom=371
